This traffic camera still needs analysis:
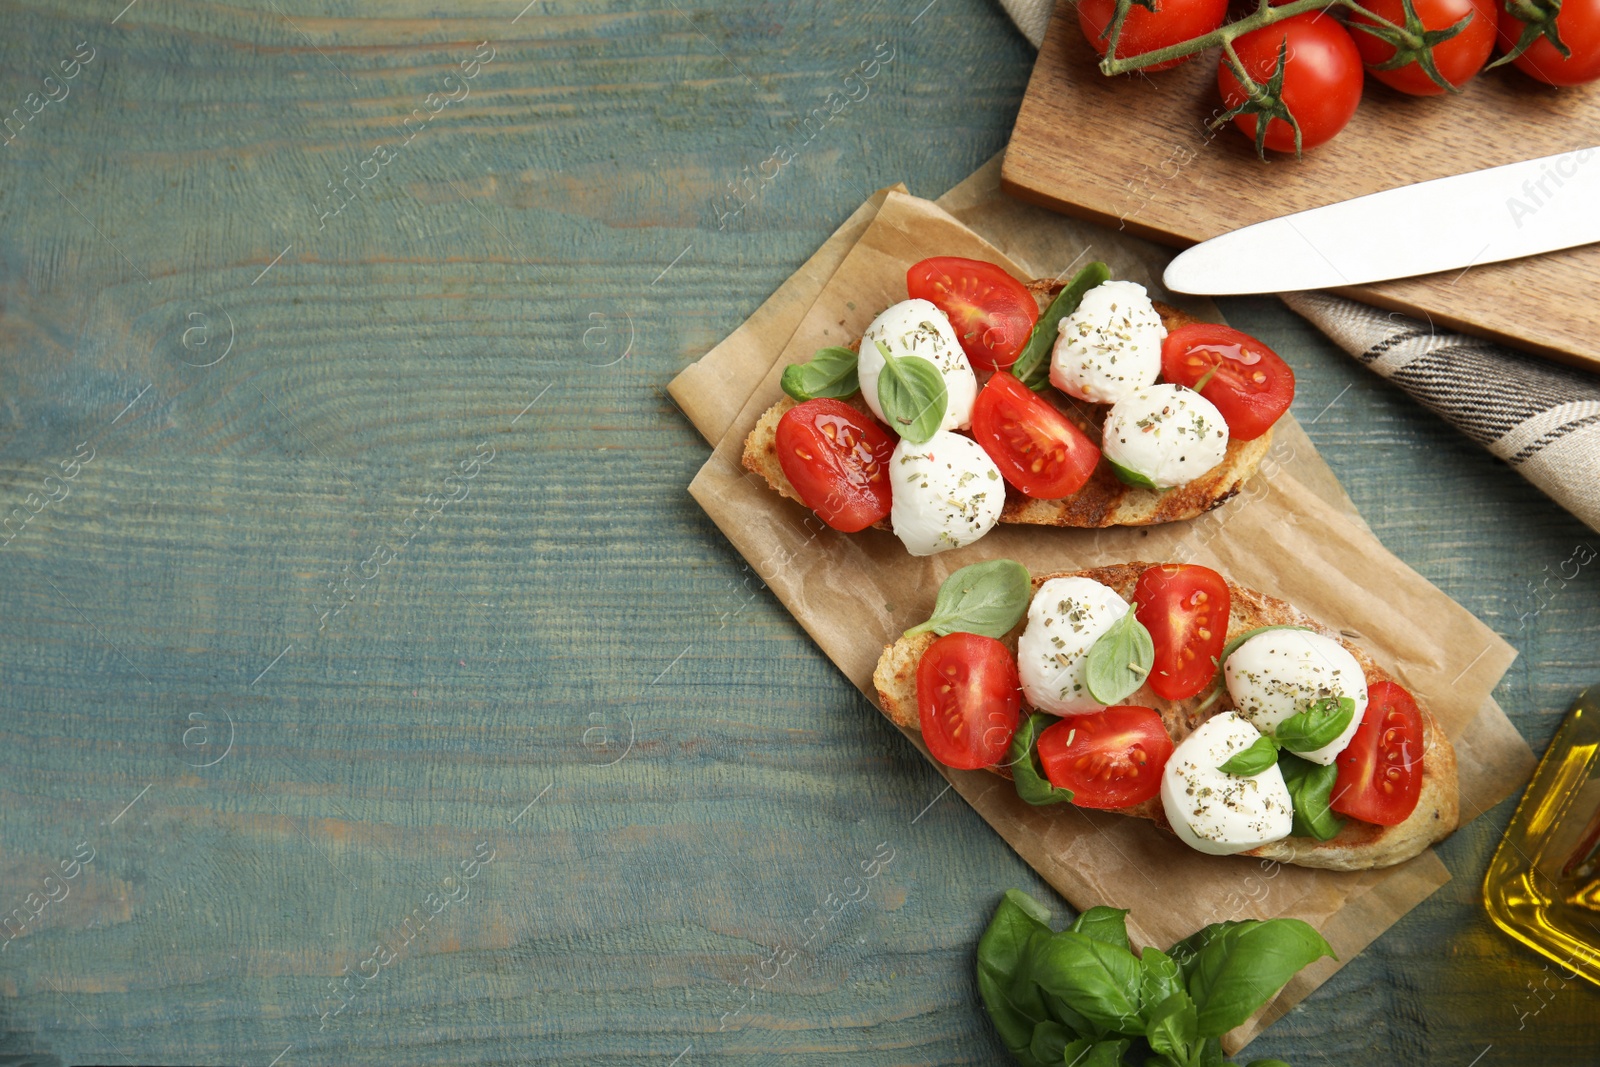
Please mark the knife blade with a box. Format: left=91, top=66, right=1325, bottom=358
left=1163, top=146, right=1600, bottom=295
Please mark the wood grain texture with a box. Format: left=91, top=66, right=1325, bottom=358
left=1001, top=0, right=1600, bottom=372
left=0, top=1, right=1594, bottom=1065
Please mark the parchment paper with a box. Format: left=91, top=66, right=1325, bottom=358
left=668, top=159, right=1536, bottom=1052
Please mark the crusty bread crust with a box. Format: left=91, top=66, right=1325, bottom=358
left=871, top=563, right=1460, bottom=871
left=742, top=281, right=1272, bottom=530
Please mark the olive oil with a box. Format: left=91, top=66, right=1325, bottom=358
left=1483, top=687, right=1600, bottom=987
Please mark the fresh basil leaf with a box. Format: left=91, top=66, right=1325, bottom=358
left=1145, top=990, right=1200, bottom=1063
left=1070, top=907, right=1131, bottom=952
left=1278, top=753, right=1346, bottom=841
left=1184, top=919, right=1336, bottom=1038
left=1008, top=712, right=1075, bottom=807
left=780, top=345, right=859, bottom=401
left=1012, top=262, right=1112, bottom=392
left=1068, top=1038, right=1132, bottom=1067
left=1107, top=458, right=1158, bottom=490
left=1166, top=921, right=1246, bottom=981
left=1084, top=608, right=1154, bottom=705
left=1138, top=946, right=1185, bottom=1013
left=1029, top=1019, right=1073, bottom=1064
left=1217, top=734, right=1280, bottom=776
left=976, top=891, right=1055, bottom=1065
left=873, top=340, right=946, bottom=444
left=1198, top=1037, right=1227, bottom=1067
left=904, top=558, right=1032, bottom=639
left=1028, top=930, right=1144, bottom=1036
left=1274, top=696, right=1356, bottom=755
left=1041, top=989, right=1097, bottom=1040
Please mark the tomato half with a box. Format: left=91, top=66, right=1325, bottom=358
left=916, top=632, right=1022, bottom=770
left=1218, top=14, right=1364, bottom=152
left=775, top=399, right=895, bottom=533
left=1350, top=0, right=1497, bottom=94
left=1133, top=564, right=1232, bottom=701
left=906, top=257, right=1039, bottom=372
left=1498, top=0, right=1600, bottom=86
left=970, top=372, right=1101, bottom=500
left=1331, top=680, right=1424, bottom=826
left=1077, top=0, right=1230, bottom=71
left=1160, top=323, right=1294, bottom=441
left=1036, top=706, right=1173, bottom=809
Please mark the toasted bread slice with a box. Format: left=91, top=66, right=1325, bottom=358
left=871, top=563, right=1460, bottom=871
left=742, top=281, right=1273, bottom=530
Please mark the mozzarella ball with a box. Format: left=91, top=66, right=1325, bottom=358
left=1224, top=629, right=1368, bottom=765
left=1102, top=384, right=1230, bottom=490
left=1016, top=577, right=1129, bottom=715
left=1161, top=711, right=1294, bottom=856
left=859, top=299, right=977, bottom=432
left=888, top=431, right=1004, bottom=556
left=1049, top=280, right=1164, bottom=404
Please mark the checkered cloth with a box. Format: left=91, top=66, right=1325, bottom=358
left=997, top=0, right=1600, bottom=532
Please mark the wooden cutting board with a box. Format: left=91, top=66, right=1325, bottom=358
left=1001, top=0, right=1600, bottom=374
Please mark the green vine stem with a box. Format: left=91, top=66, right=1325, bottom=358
left=1097, top=0, right=1407, bottom=76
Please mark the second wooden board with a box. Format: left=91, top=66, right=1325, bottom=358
left=1000, top=0, right=1600, bottom=373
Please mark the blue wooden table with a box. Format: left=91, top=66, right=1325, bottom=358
left=1, top=1, right=1596, bottom=1064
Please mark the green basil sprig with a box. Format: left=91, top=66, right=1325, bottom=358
left=1217, top=734, right=1279, bottom=776
left=1008, top=712, right=1075, bottom=807
left=873, top=339, right=946, bottom=444
left=1108, top=459, right=1159, bottom=490
left=904, top=559, right=1032, bottom=639
left=977, top=889, right=1334, bottom=1067
left=1085, top=608, right=1155, bottom=705
left=1274, top=696, right=1355, bottom=755
left=1011, top=261, right=1113, bottom=392
left=780, top=345, right=859, bottom=401
left=1278, top=753, right=1345, bottom=841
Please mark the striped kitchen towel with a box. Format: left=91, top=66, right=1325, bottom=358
left=1281, top=292, right=1600, bottom=532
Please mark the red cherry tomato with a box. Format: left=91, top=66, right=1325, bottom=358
left=1160, top=323, right=1295, bottom=441
left=970, top=372, right=1101, bottom=500
left=1078, top=0, right=1230, bottom=71
left=1218, top=14, right=1364, bottom=152
left=1349, top=0, right=1497, bottom=93
left=774, top=399, right=895, bottom=533
left=1497, top=0, right=1600, bottom=85
left=906, top=257, right=1039, bottom=372
left=1035, top=706, right=1173, bottom=809
left=1133, top=564, right=1232, bottom=701
left=1331, top=680, right=1425, bottom=826
left=916, top=632, right=1022, bottom=770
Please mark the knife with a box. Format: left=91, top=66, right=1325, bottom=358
left=1163, top=146, right=1600, bottom=295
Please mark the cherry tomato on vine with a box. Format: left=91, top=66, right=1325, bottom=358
left=1331, top=680, right=1424, bottom=826
left=1349, top=0, right=1497, bottom=94
left=1160, top=323, right=1295, bottom=441
left=1218, top=13, right=1364, bottom=153
left=916, top=632, right=1022, bottom=771
left=1133, top=564, right=1231, bottom=701
left=906, top=257, right=1038, bottom=372
left=1035, top=706, right=1173, bottom=809
left=774, top=399, right=895, bottom=532
left=1497, top=0, right=1600, bottom=85
left=970, top=372, right=1101, bottom=500
left=1077, top=0, right=1230, bottom=72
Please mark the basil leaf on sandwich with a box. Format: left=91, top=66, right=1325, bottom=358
left=780, top=345, right=859, bottom=401
left=1011, top=261, right=1112, bottom=392
left=1217, top=733, right=1279, bottom=776
left=1278, top=752, right=1346, bottom=841
left=1084, top=607, right=1154, bottom=705
left=873, top=340, right=946, bottom=444
left=1275, top=695, right=1356, bottom=755
left=1008, top=712, right=1075, bottom=807
left=904, top=558, right=1031, bottom=639
left=1107, top=458, right=1158, bottom=490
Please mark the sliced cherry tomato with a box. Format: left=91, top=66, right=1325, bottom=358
left=916, top=632, right=1022, bottom=771
left=1160, top=323, right=1295, bottom=441
left=1497, top=0, right=1600, bottom=86
left=906, top=257, right=1039, bottom=372
left=1036, top=706, right=1173, bottom=809
left=1349, top=0, right=1497, bottom=94
left=970, top=372, right=1101, bottom=500
left=1077, top=0, right=1230, bottom=71
left=775, top=399, right=895, bottom=533
left=1218, top=14, right=1364, bottom=153
left=1331, top=680, right=1424, bottom=826
left=1134, top=564, right=1232, bottom=701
